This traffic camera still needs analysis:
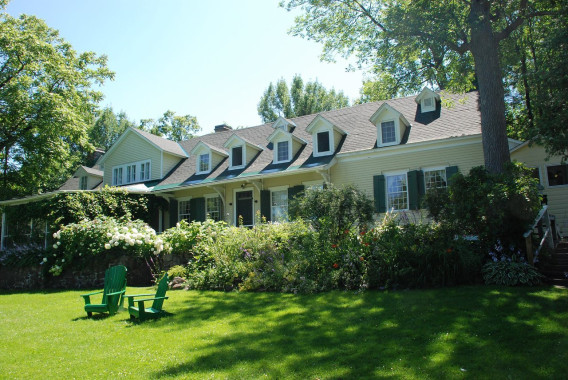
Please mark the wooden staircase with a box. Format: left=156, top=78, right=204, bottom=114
left=540, top=241, right=568, bottom=287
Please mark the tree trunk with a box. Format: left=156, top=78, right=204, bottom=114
left=468, top=0, right=511, bottom=174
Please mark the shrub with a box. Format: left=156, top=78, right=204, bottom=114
left=424, top=163, right=541, bottom=251
left=47, top=216, right=165, bottom=276
left=481, top=241, right=543, bottom=286
left=167, top=265, right=188, bottom=280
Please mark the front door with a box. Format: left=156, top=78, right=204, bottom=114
left=235, top=190, right=253, bottom=226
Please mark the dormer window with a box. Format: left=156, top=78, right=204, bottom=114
left=232, top=146, right=243, bottom=168
left=198, top=153, right=210, bottom=173
left=277, top=141, right=289, bottom=162
left=79, top=176, right=88, bottom=190
left=381, top=121, right=396, bottom=144
left=421, top=97, right=434, bottom=111
left=415, top=87, right=440, bottom=113
left=316, top=131, right=331, bottom=154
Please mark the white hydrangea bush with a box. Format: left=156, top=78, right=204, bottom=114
left=46, top=216, right=169, bottom=276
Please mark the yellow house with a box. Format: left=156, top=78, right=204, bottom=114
left=1, top=88, right=566, bottom=249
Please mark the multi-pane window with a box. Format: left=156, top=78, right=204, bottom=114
left=547, top=164, right=568, bottom=186
left=381, top=121, right=396, bottom=144
left=277, top=141, right=289, bottom=162
left=317, top=131, right=330, bottom=153
left=199, top=153, right=210, bottom=173
left=79, top=176, right=88, bottom=190
left=206, top=196, right=222, bottom=222
left=178, top=200, right=191, bottom=222
left=232, top=146, right=243, bottom=167
left=271, top=190, right=289, bottom=222
left=140, top=161, right=150, bottom=181
left=386, top=174, right=408, bottom=211
left=126, top=164, right=136, bottom=183
left=112, top=167, right=123, bottom=185
left=424, top=169, right=447, bottom=191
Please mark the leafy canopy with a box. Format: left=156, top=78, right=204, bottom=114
left=139, top=110, right=200, bottom=142
left=0, top=12, right=113, bottom=199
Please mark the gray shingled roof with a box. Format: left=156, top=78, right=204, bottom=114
left=132, top=128, right=188, bottom=157
left=154, top=91, right=481, bottom=190
left=80, top=165, right=103, bottom=177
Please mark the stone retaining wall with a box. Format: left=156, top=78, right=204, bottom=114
left=0, top=254, right=190, bottom=290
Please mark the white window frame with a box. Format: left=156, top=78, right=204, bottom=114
left=545, top=164, right=568, bottom=187
left=274, top=139, right=291, bottom=163
left=197, top=152, right=211, bottom=174
left=270, top=186, right=289, bottom=223
left=385, top=171, right=409, bottom=211
left=230, top=145, right=245, bottom=170
left=421, top=97, right=435, bottom=112
left=313, top=128, right=333, bottom=157
left=423, top=167, right=447, bottom=192
left=178, top=197, right=192, bottom=222
left=112, top=159, right=150, bottom=186
left=126, top=164, right=136, bottom=183
left=205, top=194, right=223, bottom=222
left=379, top=120, right=397, bottom=146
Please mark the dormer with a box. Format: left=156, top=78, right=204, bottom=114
left=370, top=103, right=411, bottom=147
left=272, top=116, right=296, bottom=133
left=305, top=115, right=347, bottom=157
left=267, top=128, right=307, bottom=164
left=74, top=166, right=103, bottom=190
left=190, top=141, right=228, bottom=175
left=223, top=134, right=264, bottom=170
left=415, top=87, right=441, bottom=113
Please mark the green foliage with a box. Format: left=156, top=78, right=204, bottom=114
left=139, top=110, right=200, bottom=142
left=424, top=163, right=541, bottom=251
left=167, top=265, right=188, bottom=280
left=257, top=74, right=349, bottom=123
left=89, top=107, right=134, bottom=151
left=482, top=261, right=543, bottom=286
left=0, top=12, right=114, bottom=199
left=46, top=216, right=164, bottom=276
left=290, top=184, right=374, bottom=242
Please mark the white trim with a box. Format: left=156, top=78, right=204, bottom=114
left=314, top=128, right=334, bottom=157
left=160, top=150, right=164, bottom=179
left=422, top=167, right=448, bottom=191
left=269, top=185, right=289, bottom=222
left=177, top=196, right=192, bottom=223
left=421, top=97, right=435, bottom=113
left=204, top=193, right=223, bottom=221
left=378, top=119, right=398, bottom=147
left=274, top=139, right=292, bottom=163
left=302, top=180, right=324, bottom=189
left=384, top=171, right=410, bottom=212
left=196, top=152, right=212, bottom=174
left=229, top=145, right=246, bottom=170
left=112, top=159, right=151, bottom=185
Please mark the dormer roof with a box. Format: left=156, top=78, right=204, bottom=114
left=415, top=87, right=441, bottom=104
left=369, top=103, right=411, bottom=127
left=75, top=165, right=103, bottom=178
left=267, top=128, right=308, bottom=145
left=189, top=141, right=228, bottom=157
left=305, top=114, right=347, bottom=135
left=272, top=116, right=297, bottom=132
left=223, top=133, right=264, bottom=152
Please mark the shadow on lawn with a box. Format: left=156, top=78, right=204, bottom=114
left=151, top=286, right=567, bottom=379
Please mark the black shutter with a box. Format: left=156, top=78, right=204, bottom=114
left=169, top=199, right=178, bottom=228
left=373, top=175, right=386, bottom=213
left=190, top=197, right=206, bottom=222
left=288, top=185, right=305, bottom=219
left=260, top=190, right=271, bottom=222
left=408, top=170, right=419, bottom=210
left=446, top=166, right=459, bottom=185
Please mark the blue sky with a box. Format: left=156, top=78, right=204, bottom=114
left=6, top=0, right=364, bottom=135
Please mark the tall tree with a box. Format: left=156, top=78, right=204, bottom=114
left=257, top=75, right=349, bottom=123
left=139, top=110, right=200, bottom=142
left=0, top=12, right=113, bottom=199
left=89, top=107, right=135, bottom=152
left=281, top=0, right=563, bottom=173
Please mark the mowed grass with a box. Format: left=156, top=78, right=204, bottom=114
left=0, top=286, right=566, bottom=379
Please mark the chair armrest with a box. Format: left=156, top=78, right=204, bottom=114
left=80, top=290, right=103, bottom=298
left=124, top=293, right=154, bottom=299
left=135, top=296, right=168, bottom=303
left=106, top=290, right=126, bottom=297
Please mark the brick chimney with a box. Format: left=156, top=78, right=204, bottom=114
left=214, top=124, right=232, bottom=133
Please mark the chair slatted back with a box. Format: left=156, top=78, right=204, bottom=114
left=152, top=274, right=169, bottom=311
left=102, top=265, right=127, bottom=305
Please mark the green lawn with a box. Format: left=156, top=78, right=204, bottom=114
left=1, top=286, right=566, bottom=379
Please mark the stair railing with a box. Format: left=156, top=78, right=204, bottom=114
left=523, top=205, right=556, bottom=265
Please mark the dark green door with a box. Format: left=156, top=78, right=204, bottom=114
left=236, top=190, right=253, bottom=226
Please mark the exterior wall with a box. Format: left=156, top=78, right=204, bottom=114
left=103, top=132, right=162, bottom=185
left=87, top=175, right=102, bottom=189
left=331, top=136, right=485, bottom=198
left=511, top=144, right=568, bottom=235
left=246, top=146, right=259, bottom=164
left=162, top=152, right=182, bottom=177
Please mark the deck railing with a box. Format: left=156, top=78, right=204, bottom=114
left=523, top=205, right=557, bottom=265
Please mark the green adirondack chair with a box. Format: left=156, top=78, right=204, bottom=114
left=81, top=265, right=127, bottom=317
left=125, top=274, right=169, bottom=321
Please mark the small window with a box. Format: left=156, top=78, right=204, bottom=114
left=381, top=121, right=396, bottom=144
left=206, top=196, right=223, bottom=222
left=317, top=131, right=330, bottom=153
left=277, top=141, right=289, bottom=162
left=232, top=146, right=243, bottom=167
left=79, top=176, right=88, bottom=190
left=424, top=169, right=447, bottom=191
left=140, top=162, right=150, bottom=181
left=178, top=200, right=191, bottom=222
left=547, top=164, right=568, bottom=186
left=113, top=167, right=123, bottom=185
left=271, top=189, right=289, bottom=222
left=386, top=173, right=408, bottom=211
left=199, top=153, right=210, bottom=173
left=126, top=164, right=136, bottom=183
